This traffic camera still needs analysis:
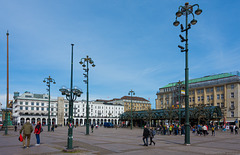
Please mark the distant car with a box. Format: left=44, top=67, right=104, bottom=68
left=104, top=122, right=113, bottom=128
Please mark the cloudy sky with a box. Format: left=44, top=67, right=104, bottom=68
left=0, top=0, right=239, bottom=109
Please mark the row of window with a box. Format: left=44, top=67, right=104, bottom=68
left=19, top=101, right=56, bottom=106
left=19, top=106, right=56, bottom=111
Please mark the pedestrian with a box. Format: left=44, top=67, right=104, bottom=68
left=202, top=125, right=207, bottom=136
left=20, top=118, right=33, bottom=148
left=235, top=126, right=238, bottom=135
left=15, top=125, right=17, bottom=132
left=230, top=125, right=234, bottom=134
left=169, top=125, right=173, bottom=135
left=51, top=124, right=55, bottom=132
left=34, top=121, right=42, bottom=146
left=181, top=124, right=185, bottom=135
left=211, top=125, right=215, bottom=136
left=142, top=125, right=150, bottom=146
left=91, top=124, right=94, bottom=133
left=149, top=127, right=156, bottom=145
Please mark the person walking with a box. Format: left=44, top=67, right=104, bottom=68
left=169, top=125, right=173, bottom=135
left=235, top=126, right=238, bottom=135
left=91, top=124, right=94, bottom=133
left=149, top=127, right=156, bottom=145
left=20, top=118, right=33, bottom=148
left=211, top=125, right=215, bottom=136
left=51, top=124, right=55, bottom=132
left=34, top=121, right=42, bottom=146
left=15, top=125, right=17, bottom=132
left=142, top=125, right=150, bottom=146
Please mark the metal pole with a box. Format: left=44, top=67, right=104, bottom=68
left=185, top=12, right=190, bottom=145
left=178, top=82, right=181, bottom=124
left=131, top=92, right=133, bottom=130
left=5, top=31, right=9, bottom=135
left=86, top=60, right=89, bottom=135
left=48, top=79, right=51, bottom=132
left=67, top=44, right=74, bottom=150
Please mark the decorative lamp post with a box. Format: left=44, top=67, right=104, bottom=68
left=59, top=44, right=83, bottom=150
left=128, top=90, right=135, bottom=130
left=43, top=76, right=56, bottom=132
left=79, top=55, right=95, bottom=135
left=173, top=2, right=202, bottom=145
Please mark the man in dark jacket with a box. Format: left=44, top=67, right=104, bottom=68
left=143, top=125, right=150, bottom=146
left=20, top=118, right=33, bottom=148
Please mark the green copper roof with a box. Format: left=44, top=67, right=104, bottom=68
left=161, top=72, right=237, bottom=88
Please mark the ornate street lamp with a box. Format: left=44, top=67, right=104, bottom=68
left=173, top=2, right=202, bottom=145
left=79, top=55, right=95, bottom=135
left=128, top=90, right=135, bottom=130
left=43, top=76, right=56, bottom=132
left=59, top=44, right=83, bottom=150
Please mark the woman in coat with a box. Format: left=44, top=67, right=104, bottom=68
left=34, top=121, right=42, bottom=146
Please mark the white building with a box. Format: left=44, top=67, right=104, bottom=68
left=12, top=91, right=124, bottom=126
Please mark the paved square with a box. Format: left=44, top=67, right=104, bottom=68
left=0, top=126, right=240, bottom=155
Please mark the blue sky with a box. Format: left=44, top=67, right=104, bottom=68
left=0, top=0, right=240, bottom=109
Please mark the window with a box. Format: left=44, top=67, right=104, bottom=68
left=25, top=102, right=28, bottom=105
left=192, top=97, right=195, bottom=102
left=41, top=108, right=44, bottom=111
left=161, top=101, right=163, bottom=105
left=31, top=107, right=34, bottom=110
left=201, top=96, right=204, bottom=101
left=231, top=111, right=234, bottom=118
left=201, top=89, right=204, bottom=93
left=231, top=93, right=234, bottom=98
left=20, top=106, right=23, bottom=110
left=211, top=103, right=213, bottom=106
left=231, top=102, right=234, bottom=109
left=210, top=88, right=213, bottom=92
left=217, top=103, right=220, bottom=107
left=231, top=84, right=234, bottom=89
left=206, top=88, right=209, bottom=93
left=221, top=94, right=224, bottom=99
left=221, top=103, right=224, bottom=108
left=65, top=109, right=67, bottom=112
left=189, top=97, right=191, bottom=102
left=31, top=102, right=34, bottom=105
left=36, top=102, right=39, bottom=106
left=51, top=108, right=54, bottom=111
left=211, top=95, right=213, bottom=100
left=197, top=90, right=200, bottom=94
left=20, top=102, right=23, bottom=105
left=207, top=95, right=210, bottom=101
left=220, top=86, right=224, bottom=91
left=198, top=96, right=200, bottom=101
left=36, top=107, right=39, bottom=110
left=25, top=107, right=28, bottom=110
left=217, top=94, right=220, bottom=100
left=42, top=103, right=44, bottom=106
left=216, top=87, right=220, bottom=92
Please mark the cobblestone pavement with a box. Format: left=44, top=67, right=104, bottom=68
left=1, top=126, right=240, bottom=155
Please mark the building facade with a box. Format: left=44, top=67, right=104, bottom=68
left=12, top=91, right=124, bottom=126
left=104, top=96, right=151, bottom=112
left=155, top=72, right=240, bottom=124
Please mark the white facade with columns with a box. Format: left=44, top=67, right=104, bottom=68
left=12, top=91, right=124, bottom=126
